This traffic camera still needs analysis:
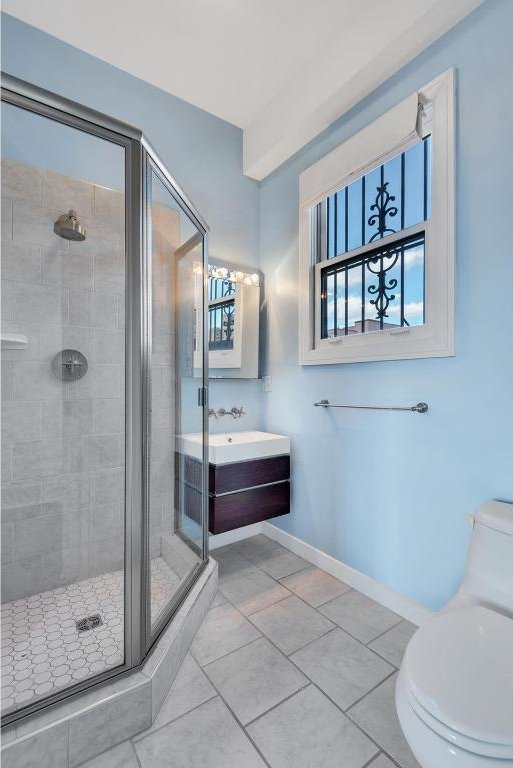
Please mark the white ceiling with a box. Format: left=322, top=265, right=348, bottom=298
left=3, top=0, right=362, bottom=128
left=4, top=0, right=483, bottom=178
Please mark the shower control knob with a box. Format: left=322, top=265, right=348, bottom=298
left=51, top=349, right=88, bottom=382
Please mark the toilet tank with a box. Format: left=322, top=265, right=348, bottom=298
left=461, top=501, right=513, bottom=612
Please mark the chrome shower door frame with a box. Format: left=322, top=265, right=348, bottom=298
left=141, top=146, right=210, bottom=650
left=0, top=73, right=209, bottom=727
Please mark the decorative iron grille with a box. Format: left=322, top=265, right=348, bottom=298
left=320, top=136, right=430, bottom=339
left=208, top=274, right=236, bottom=351
left=320, top=233, right=425, bottom=337
left=209, top=298, right=235, bottom=350
left=208, top=275, right=235, bottom=301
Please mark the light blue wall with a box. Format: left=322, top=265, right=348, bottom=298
left=1, top=12, right=263, bottom=432
left=259, top=0, right=513, bottom=611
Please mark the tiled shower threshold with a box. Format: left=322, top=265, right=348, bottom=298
left=1, top=557, right=179, bottom=715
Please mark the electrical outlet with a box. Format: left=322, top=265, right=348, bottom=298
left=262, top=375, right=272, bottom=392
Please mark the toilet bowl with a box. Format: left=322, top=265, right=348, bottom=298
left=396, top=501, right=513, bottom=767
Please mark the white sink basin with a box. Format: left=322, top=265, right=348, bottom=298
left=180, top=430, right=290, bottom=464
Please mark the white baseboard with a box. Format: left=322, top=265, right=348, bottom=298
left=209, top=522, right=263, bottom=550
left=261, top=522, right=433, bottom=627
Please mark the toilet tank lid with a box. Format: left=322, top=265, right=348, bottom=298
left=475, top=501, right=513, bottom=535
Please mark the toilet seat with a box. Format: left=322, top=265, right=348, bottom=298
left=402, top=605, right=513, bottom=759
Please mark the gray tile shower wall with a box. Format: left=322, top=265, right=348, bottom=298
left=0, top=158, right=174, bottom=601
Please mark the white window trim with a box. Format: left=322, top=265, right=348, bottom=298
left=298, top=69, right=454, bottom=365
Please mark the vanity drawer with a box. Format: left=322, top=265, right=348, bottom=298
left=209, top=481, right=290, bottom=535
left=209, top=454, right=290, bottom=495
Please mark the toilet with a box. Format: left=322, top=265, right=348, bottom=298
left=396, top=501, right=513, bottom=767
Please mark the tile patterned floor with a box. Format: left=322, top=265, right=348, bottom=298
left=1, top=556, right=178, bottom=715
left=76, top=535, right=421, bottom=768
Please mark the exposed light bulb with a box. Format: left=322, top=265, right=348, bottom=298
left=208, top=264, right=259, bottom=286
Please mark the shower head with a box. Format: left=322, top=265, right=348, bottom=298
left=53, top=210, right=86, bottom=241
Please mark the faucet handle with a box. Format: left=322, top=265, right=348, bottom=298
left=208, top=408, right=217, bottom=419
left=230, top=406, right=245, bottom=419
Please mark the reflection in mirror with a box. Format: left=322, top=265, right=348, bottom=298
left=205, top=264, right=261, bottom=379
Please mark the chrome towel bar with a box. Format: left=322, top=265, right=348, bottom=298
left=314, top=399, right=428, bottom=414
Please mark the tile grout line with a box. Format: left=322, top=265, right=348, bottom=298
left=241, top=586, right=296, bottom=617
left=132, top=663, right=275, bottom=768
left=344, top=668, right=398, bottom=713
left=364, top=752, right=405, bottom=768
left=216, top=547, right=403, bottom=667
left=215, top=579, right=295, bottom=619
left=308, top=680, right=405, bottom=768
left=249, top=541, right=411, bottom=767
left=192, top=578, right=364, bottom=764
left=310, top=609, right=400, bottom=653
left=362, top=753, right=384, bottom=768
left=241, top=681, right=313, bottom=730
left=238, top=613, right=398, bottom=764
left=225, top=591, right=337, bottom=656
left=345, top=698, right=406, bottom=768
left=132, top=742, right=143, bottom=768
left=277, top=573, right=356, bottom=610
left=213, top=584, right=339, bottom=669
left=378, top=753, right=404, bottom=768
left=218, top=542, right=313, bottom=581
left=364, top=644, right=400, bottom=670
left=216, top=539, right=411, bottom=768
left=218, top=542, right=404, bottom=650
left=201, top=635, right=264, bottom=674
left=212, top=584, right=391, bottom=763
left=196, top=686, right=274, bottom=768
left=190, top=630, right=265, bottom=669
left=364, top=618, right=405, bottom=647
left=244, top=589, right=392, bottom=659
left=132, top=691, right=219, bottom=745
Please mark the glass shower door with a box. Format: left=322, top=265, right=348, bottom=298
left=1, top=100, right=127, bottom=716
left=147, top=162, right=207, bottom=635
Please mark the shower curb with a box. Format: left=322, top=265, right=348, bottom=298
left=0, top=559, right=218, bottom=768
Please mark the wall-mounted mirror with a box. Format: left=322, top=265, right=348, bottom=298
left=206, top=262, right=261, bottom=379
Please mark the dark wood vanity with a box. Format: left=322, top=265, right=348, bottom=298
left=179, top=452, right=290, bottom=534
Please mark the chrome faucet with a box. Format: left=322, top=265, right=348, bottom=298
left=208, top=406, right=245, bottom=419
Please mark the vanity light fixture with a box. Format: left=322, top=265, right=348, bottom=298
left=208, top=264, right=260, bottom=287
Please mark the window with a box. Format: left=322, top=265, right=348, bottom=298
left=208, top=273, right=236, bottom=352
left=207, top=267, right=242, bottom=368
left=299, top=70, right=454, bottom=365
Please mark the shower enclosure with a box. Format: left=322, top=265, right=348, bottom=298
left=1, top=74, right=209, bottom=724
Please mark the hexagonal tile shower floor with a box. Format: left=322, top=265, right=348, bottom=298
left=1, top=557, right=179, bottom=716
